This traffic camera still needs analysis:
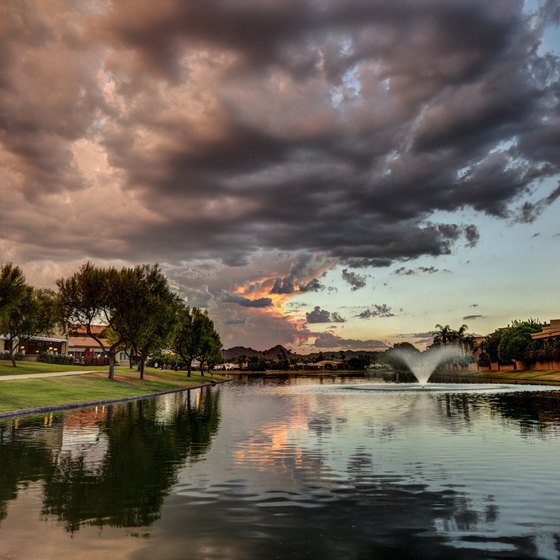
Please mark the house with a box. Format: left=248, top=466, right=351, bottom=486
left=67, top=325, right=129, bottom=366
left=302, top=359, right=343, bottom=370
left=530, top=319, right=560, bottom=342
left=1, top=334, right=68, bottom=358
left=214, top=362, right=236, bottom=371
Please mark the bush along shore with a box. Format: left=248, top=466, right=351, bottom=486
left=0, top=363, right=228, bottom=418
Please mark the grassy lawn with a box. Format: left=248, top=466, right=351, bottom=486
left=0, top=366, right=227, bottom=415
left=476, top=369, right=560, bottom=384
left=433, top=368, right=560, bottom=385
left=0, top=360, right=109, bottom=376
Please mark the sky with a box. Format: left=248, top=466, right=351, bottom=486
left=1, top=0, right=559, bottom=352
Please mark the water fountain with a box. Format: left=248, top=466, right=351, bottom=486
left=393, top=345, right=466, bottom=385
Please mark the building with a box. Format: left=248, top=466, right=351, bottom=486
left=67, top=325, right=129, bottom=366
left=530, top=319, right=560, bottom=343
left=67, top=325, right=107, bottom=362
left=1, top=334, right=68, bottom=358
left=528, top=319, right=560, bottom=371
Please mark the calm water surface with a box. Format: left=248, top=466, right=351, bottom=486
left=1, top=376, right=560, bottom=559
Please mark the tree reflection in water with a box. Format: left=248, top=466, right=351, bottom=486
left=2, top=380, right=560, bottom=559
left=0, top=423, right=54, bottom=523
left=0, top=387, right=220, bottom=532
left=435, top=390, right=560, bottom=433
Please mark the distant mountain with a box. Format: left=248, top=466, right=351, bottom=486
left=222, top=345, right=291, bottom=361
left=222, top=345, right=382, bottom=362
left=221, top=346, right=262, bottom=360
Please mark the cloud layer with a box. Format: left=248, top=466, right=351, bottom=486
left=1, top=1, right=559, bottom=349
left=306, top=306, right=345, bottom=324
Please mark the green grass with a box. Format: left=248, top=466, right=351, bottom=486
left=0, top=360, right=109, bottom=376
left=476, top=369, right=560, bottom=384
left=0, top=367, right=227, bottom=414
left=434, top=368, right=560, bottom=385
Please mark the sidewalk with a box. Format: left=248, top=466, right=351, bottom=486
left=0, top=370, right=97, bottom=381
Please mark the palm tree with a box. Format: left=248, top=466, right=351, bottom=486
left=433, top=323, right=475, bottom=353
left=432, top=324, right=453, bottom=346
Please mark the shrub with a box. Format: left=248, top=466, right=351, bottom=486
left=81, top=356, right=110, bottom=366
left=477, top=353, right=490, bottom=367
left=0, top=351, right=24, bottom=361
left=38, top=353, right=75, bottom=365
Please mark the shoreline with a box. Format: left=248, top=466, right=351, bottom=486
left=229, top=369, right=560, bottom=385
left=0, top=378, right=230, bottom=420
left=2, top=368, right=560, bottom=420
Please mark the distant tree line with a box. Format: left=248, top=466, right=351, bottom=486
left=1, top=262, right=222, bottom=379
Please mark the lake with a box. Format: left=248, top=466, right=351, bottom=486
left=1, top=376, right=560, bottom=559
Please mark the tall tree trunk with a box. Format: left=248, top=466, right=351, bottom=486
left=108, top=353, right=115, bottom=380
left=9, top=339, right=17, bottom=367
left=187, top=359, right=192, bottom=377
left=139, top=357, right=145, bottom=380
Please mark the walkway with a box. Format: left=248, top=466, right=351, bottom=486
left=0, top=370, right=97, bottom=382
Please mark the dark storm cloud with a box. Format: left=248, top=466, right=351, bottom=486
left=221, top=291, right=273, bottom=308
left=341, top=258, right=393, bottom=269
left=513, top=182, right=560, bottom=223
left=341, top=269, right=367, bottom=291
left=314, top=331, right=388, bottom=350
left=0, top=4, right=107, bottom=199
left=356, top=304, right=395, bottom=319
left=464, top=225, right=480, bottom=248
left=1, top=1, right=560, bottom=274
left=395, top=266, right=441, bottom=276
left=88, top=0, right=560, bottom=266
left=269, top=254, right=328, bottom=294
left=299, top=278, right=324, bottom=293
left=306, top=306, right=345, bottom=324
left=270, top=276, right=296, bottom=295
left=395, top=267, right=416, bottom=276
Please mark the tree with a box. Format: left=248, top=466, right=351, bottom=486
left=450, top=324, right=475, bottom=352
left=172, top=305, right=222, bottom=377
left=109, top=265, right=181, bottom=380
left=0, top=264, right=29, bottom=366
left=172, top=306, right=199, bottom=377
left=348, top=355, right=370, bottom=370
left=484, top=329, right=503, bottom=363
left=196, top=312, right=222, bottom=375
left=432, top=323, right=475, bottom=353
left=497, top=319, right=543, bottom=364
left=57, top=263, right=124, bottom=380
left=0, top=264, right=27, bottom=317
left=432, top=324, right=453, bottom=346
left=275, top=351, right=290, bottom=371
left=0, top=265, right=57, bottom=367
